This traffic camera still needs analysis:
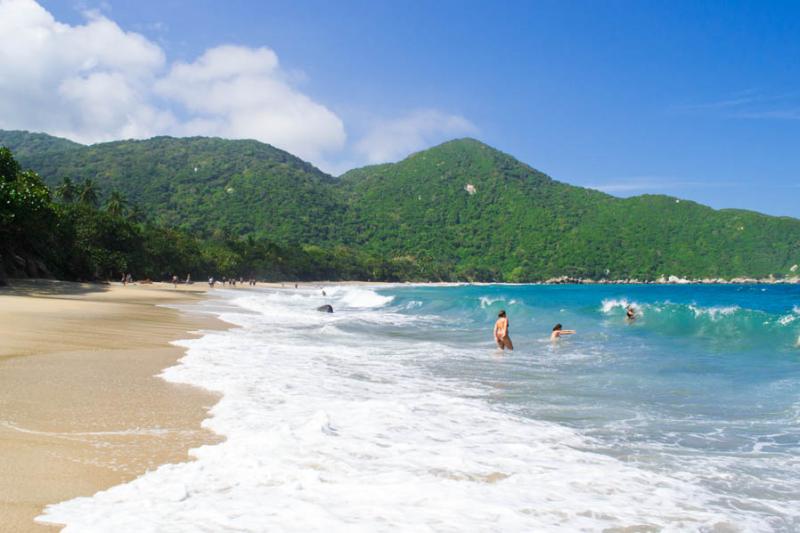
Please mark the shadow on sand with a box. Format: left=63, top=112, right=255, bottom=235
left=0, top=278, right=110, bottom=299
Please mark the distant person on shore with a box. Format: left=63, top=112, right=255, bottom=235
left=626, top=305, right=636, bottom=321
left=172, top=275, right=178, bottom=288
left=126, top=273, right=133, bottom=285
left=494, top=310, right=513, bottom=350
left=186, top=273, right=191, bottom=284
left=551, top=324, right=576, bottom=341
left=208, top=277, right=215, bottom=287
left=121, top=272, right=127, bottom=286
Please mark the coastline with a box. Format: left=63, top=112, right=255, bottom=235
left=0, top=280, right=225, bottom=532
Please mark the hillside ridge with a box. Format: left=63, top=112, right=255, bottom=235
left=2, top=129, right=798, bottom=281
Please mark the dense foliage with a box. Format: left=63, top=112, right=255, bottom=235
left=340, top=139, right=800, bottom=281
left=0, top=148, right=404, bottom=284
left=2, top=130, right=799, bottom=282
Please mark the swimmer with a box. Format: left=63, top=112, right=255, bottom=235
left=494, top=310, right=514, bottom=350
left=550, top=323, right=576, bottom=341
left=626, top=305, right=636, bottom=321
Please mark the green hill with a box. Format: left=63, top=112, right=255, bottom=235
left=2, top=130, right=798, bottom=281
left=341, top=139, right=800, bottom=280
left=0, top=132, right=342, bottom=244
left=0, top=130, right=82, bottom=158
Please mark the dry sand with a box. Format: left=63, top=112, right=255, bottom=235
left=0, top=280, right=224, bottom=532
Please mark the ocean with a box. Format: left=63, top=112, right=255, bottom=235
left=40, top=284, right=800, bottom=532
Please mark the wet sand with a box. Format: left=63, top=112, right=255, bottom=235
left=0, top=280, right=224, bottom=532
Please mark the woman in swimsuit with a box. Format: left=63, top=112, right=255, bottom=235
left=494, top=310, right=514, bottom=350
left=550, top=323, right=576, bottom=341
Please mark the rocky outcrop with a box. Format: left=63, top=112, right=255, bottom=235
left=0, top=250, right=53, bottom=283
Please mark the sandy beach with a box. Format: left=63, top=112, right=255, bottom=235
left=0, top=280, right=224, bottom=532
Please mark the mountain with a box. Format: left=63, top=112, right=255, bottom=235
left=2, top=130, right=799, bottom=281
left=0, top=130, right=82, bottom=158
left=341, top=139, right=800, bottom=280
left=0, top=131, right=342, bottom=244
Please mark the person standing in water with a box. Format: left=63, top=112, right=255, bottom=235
left=494, top=310, right=513, bottom=350
left=550, top=323, right=576, bottom=341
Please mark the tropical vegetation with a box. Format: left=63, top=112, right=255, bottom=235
left=1, top=130, right=798, bottom=283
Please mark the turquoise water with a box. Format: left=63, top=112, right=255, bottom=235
left=382, top=284, right=800, bottom=529
left=42, top=284, right=800, bottom=532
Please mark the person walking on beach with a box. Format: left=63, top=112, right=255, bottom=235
left=551, top=323, right=576, bottom=341
left=494, top=310, right=513, bottom=350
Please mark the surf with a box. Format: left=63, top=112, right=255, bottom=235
left=38, top=284, right=800, bottom=532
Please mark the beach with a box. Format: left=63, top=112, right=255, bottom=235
left=32, top=283, right=799, bottom=531
left=3, top=282, right=798, bottom=531
left=0, top=280, right=223, bottom=532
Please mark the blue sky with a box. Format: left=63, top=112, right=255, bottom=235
left=8, top=1, right=800, bottom=216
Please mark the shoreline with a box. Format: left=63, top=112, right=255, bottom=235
left=262, top=279, right=800, bottom=287
left=0, top=280, right=226, bottom=532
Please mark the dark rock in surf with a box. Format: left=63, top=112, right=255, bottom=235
left=316, top=304, right=334, bottom=313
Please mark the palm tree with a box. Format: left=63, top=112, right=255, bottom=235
left=55, top=177, right=77, bottom=203
left=126, top=202, right=146, bottom=223
left=105, top=190, right=127, bottom=217
left=78, top=179, right=99, bottom=207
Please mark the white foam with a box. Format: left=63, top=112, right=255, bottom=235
left=479, top=296, right=502, bottom=308
left=600, top=298, right=644, bottom=315
left=38, top=287, right=774, bottom=532
left=326, top=286, right=395, bottom=308
left=689, top=304, right=740, bottom=321
left=780, top=306, right=800, bottom=326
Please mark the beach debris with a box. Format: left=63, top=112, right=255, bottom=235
left=316, top=304, right=334, bottom=313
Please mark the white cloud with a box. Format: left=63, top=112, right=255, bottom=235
left=354, top=109, right=477, bottom=164
left=588, top=177, right=734, bottom=194
left=155, top=45, right=345, bottom=162
left=0, top=0, right=166, bottom=143
left=675, top=90, right=800, bottom=120
left=0, top=0, right=476, bottom=170
left=0, top=0, right=345, bottom=162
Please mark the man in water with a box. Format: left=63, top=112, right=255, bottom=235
left=626, top=305, right=636, bottom=321
left=551, top=323, right=576, bottom=341
left=494, top=310, right=513, bottom=350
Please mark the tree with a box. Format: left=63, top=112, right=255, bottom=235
left=0, top=147, right=20, bottom=182
left=78, top=179, right=99, bottom=207
left=105, top=190, right=128, bottom=217
left=56, top=177, right=77, bottom=203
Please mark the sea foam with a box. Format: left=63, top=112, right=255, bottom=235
left=37, top=287, right=780, bottom=532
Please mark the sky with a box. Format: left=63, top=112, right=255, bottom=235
left=1, top=0, right=799, bottom=217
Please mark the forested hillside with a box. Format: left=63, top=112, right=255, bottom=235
left=0, top=132, right=342, bottom=244
left=340, top=139, right=800, bottom=280
left=2, top=130, right=798, bottom=282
